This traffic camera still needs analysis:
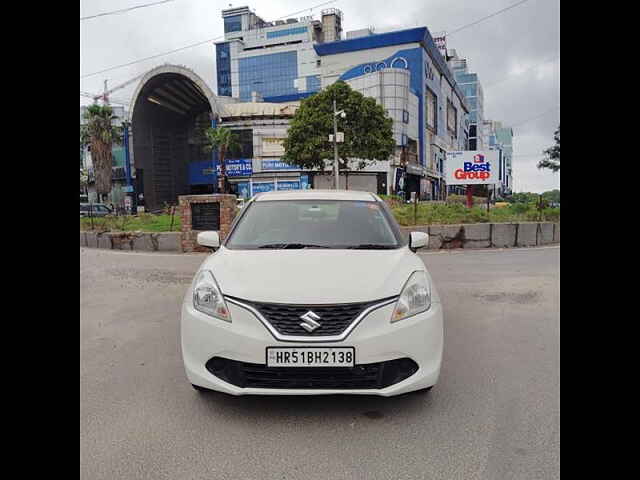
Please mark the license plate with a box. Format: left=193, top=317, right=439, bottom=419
left=266, top=347, right=355, bottom=367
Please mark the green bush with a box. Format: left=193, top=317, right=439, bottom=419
left=510, top=202, right=530, bottom=214
left=378, top=194, right=403, bottom=208
left=392, top=202, right=560, bottom=226
left=446, top=194, right=487, bottom=205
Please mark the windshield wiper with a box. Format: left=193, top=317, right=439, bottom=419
left=257, top=243, right=331, bottom=249
left=344, top=244, right=397, bottom=250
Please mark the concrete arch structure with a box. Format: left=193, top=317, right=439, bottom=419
left=129, top=64, right=228, bottom=122
left=129, top=64, right=236, bottom=211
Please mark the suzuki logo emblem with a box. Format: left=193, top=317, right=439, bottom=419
left=299, top=311, right=322, bottom=333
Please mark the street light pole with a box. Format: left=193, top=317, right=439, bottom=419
left=333, top=98, right=339, bottom=190
left=122, top=120, right=135, bottom=214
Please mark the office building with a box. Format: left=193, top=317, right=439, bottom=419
left=215, top=6, right=469, bottom=200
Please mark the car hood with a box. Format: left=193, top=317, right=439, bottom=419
left=198, top=246, right=428, bottom=304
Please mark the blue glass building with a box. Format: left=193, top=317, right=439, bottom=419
left=448, top=51, right=484, bottom=151
left=215, top=6, right=470, bottom=199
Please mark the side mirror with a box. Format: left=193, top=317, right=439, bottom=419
left=197, top=231, right=220, bottom=249
left=409, top=231, right=429, bottom=252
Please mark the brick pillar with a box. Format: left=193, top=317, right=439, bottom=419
left=179, top=194, right=237, bottom=253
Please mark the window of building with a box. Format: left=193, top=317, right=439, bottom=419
left=460, top=84, right=475, bottom=97
left=404, top=138, right=418, bottom=165
left=402, top=110, right=409, bottom=124
left=425, top=87, right=437, bottom=132
left=408, top=138, right=417, bottom=153
left=238, top=51, right=298, bottom=101
left=316, top=59, right=321, bottom=67
left=227, top=129, right=253, bottom=159
left=307, top=75, right=321, bottom=92
left=216, top=42, right=232, bottom=96
left=224, top=15, right=242, bottom=33
left=266, top=26, right=308, bottom=39
left=469, top=125, right=477, bottom=137
left=447, top=99, right=457, bottom=138
left=456, top=73, right=477, bottom=84
left=469, top=139, right=477, bottom=150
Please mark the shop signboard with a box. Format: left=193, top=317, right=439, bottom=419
left=261, top=159, right=298, bottom=171
left=445, top=151, right=499, bottom=185
left=219, top=158, right=253, bottom=177
left=189, top=159, right=252, bottom=185
left=251, top=180, right=305, bottom=193
left=432, top=32, right=447, bottom=57
left=300, top=174, right=310, bottom=189
left=405, top=163, right=426, bottom=177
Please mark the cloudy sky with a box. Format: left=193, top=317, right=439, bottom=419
left=80, top=0, right=560, bottom=192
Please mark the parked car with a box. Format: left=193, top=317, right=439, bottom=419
left=181, top=189, right=443, bottom=396
left=80, top=203, right=112, bottom=217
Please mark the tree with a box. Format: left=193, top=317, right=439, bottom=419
left=541, top=189, right=560, bottom=204
left=80, top=105, right=122, bottom=201
left=202, top=126, right=240, bottom=194
left=282, top=81, right=395, bottom=182
left=538, top=125, right=560, bottom=172
left=508, top=192, right=539, bottom=204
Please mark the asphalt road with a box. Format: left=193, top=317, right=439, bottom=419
left=80, top=246, right=560, bottom=480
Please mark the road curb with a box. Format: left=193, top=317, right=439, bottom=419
left=400, top=222, right=559, bottom=250
left=80, top=231, right=183, bottom=252
left=81, top=222, right=559, bottom=253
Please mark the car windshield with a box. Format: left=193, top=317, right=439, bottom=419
left=226, top=200, right=402, bottom=249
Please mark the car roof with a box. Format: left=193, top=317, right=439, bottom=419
left=253, top=189, right=378, bottom=202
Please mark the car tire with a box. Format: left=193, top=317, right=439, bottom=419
left=191, top=383, right=210, bottom=393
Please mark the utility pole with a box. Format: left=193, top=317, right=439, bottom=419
left=331, top=99, right=346, bottom=190
left=333, top=98, right=339, bottom=190
left=211, top=115, right=219, bottom=194
left=103, top=79, right=109, bottom=105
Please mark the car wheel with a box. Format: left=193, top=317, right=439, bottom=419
left=191, top=383, right=210, bottom=393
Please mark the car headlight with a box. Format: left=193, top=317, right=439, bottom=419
left=192, top=270, right=231, bottom=322
left=391, top=271, right=431, bottom=322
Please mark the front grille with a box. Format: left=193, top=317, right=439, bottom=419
left=233, top=298, right=392, bottom=336
left=206, top=357, right=419, bottom=390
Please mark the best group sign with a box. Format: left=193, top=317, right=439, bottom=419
left=445, top=151, right=499, bottom=185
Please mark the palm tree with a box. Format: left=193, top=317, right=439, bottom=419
left=80, top=105, right=122, bottom=202
left=203, top=126, right=240, bottom=194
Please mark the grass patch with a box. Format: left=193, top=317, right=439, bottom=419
left=80, top=213, right=181, bottom=232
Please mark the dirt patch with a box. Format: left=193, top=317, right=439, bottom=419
left=107, top=268, right=193, bottom=285
left=474, top=291, right=540, bottom=304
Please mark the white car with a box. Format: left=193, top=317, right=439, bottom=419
left=181, top=190, right=443, bottom=396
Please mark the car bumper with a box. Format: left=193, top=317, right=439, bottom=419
left=181, top=298, right=443, bottom=397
